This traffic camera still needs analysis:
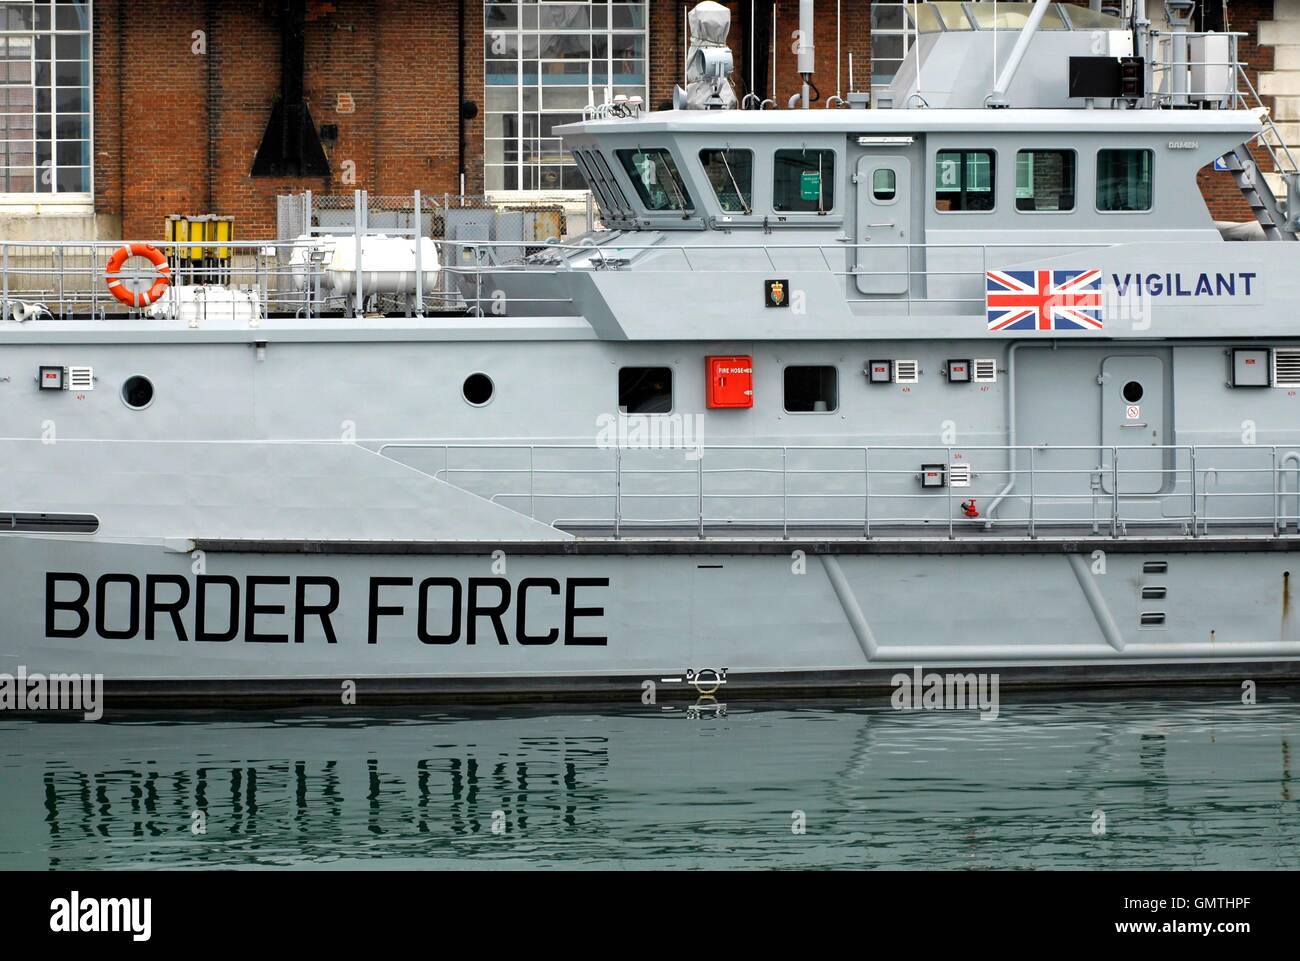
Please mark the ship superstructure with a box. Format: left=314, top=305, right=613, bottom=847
left=2, top=1, right=1299, bottom=701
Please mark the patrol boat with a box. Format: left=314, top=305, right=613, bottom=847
left=3, top=0, right=1300, bottom=703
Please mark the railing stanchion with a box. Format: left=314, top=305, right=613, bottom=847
left=1190, top=446, right=1199, bottom=537
left=698, top=448, right=705, bottom=539
left=614, top=446, right=622, bottom=540
left=782, top=446, right=789, bottom=540
left=530, top=445, right=536, bottom=521
left=863, top=447, right=871, bottom=539
left=1029, top=446, right=1036, bottom=539
left=947, top=447, right=954, bottom=540
left=413, top=190, right=424, bottom=318
left=1273, top=446, right=1281, bottom=536
left=1112, top=447, right=1121, bottom=538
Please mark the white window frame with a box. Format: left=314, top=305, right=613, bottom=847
left=483, top=0, right=649, bottom=199
left=0, top=1, right=94, bottom=208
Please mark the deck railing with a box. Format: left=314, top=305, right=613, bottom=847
left=0, top=237, right=1130, bottom=321
left=378, top=442, right=1300, bottom=540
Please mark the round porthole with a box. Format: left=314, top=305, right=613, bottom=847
left=462, top=373, right=494, bottom=406
left=121, top=375, right=154, bottom=410
left=1122, top=381, right=1144, bottom=403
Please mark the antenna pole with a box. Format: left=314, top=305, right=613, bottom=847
left=988, top=0, right=1053, bottom=106
left=797, top=0, right=816, bottom=108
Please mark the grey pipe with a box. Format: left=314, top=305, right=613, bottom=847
left=983, top=341, right=1033, bottom=524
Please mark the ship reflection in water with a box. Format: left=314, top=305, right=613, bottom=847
left=2, top=692, right=1298, bottom=869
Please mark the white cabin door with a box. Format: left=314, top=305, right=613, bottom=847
left=1100, top=355, right=1166, bottom=495
left=854, top=154, right=910, bottom=295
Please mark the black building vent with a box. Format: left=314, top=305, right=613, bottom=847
left=252, top=0, right=330, bottom=178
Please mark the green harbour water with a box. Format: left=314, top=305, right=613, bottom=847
left=2, top=690, right=1299, bottom=870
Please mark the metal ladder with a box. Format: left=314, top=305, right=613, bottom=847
left=1229, top=66, right=1300, bottom=241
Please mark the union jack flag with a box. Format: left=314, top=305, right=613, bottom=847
left=985, top=269, right=1104, bottom=332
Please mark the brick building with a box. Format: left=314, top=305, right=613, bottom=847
left=0, top=1, right=1291, bottom=241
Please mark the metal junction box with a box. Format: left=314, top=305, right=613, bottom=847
left=707, top=355, right=754, bottom=408
left=866, top=359, right=893, bottom=384
left=920, top=464, right=947, bottom=488
left=1231, top=348, right=1271, bottom=387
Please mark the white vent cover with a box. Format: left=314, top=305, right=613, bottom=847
left=67, top=367, right=94, bottom=391
left=1274, top=348, right=1300, bottom=387
left=948, top=463, right=972, bottom=488
left=973, top=359, right=997, bottom=383
left=893, top=359, right=920, bottom=384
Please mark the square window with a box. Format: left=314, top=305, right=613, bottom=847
left=1015, top=150, right=1075, bottom=212
left=617, top=148, right=693, bottom=212
left=700, top=148, right=753, bottom=213
left=784, top=366, right=838, bottom=412
left=935, top=150, right=995, bottom=211
left=774, top=149, right=835, bottom=213
left=619, top=367, right=673, bottom=414
left=1097, top=148, right=1153, bottom=211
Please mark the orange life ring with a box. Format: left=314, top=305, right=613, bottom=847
left=105, top=243, right=171, bottom=308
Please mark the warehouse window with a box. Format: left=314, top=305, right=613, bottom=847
left=0, top=1, right=92, bottom=199
left=870, top=3, right=913, bottom=89
left=484, top=1, right=649, bottom=193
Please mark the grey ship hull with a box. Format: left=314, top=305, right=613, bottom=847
left=7, top=532, right=1298, bottom=703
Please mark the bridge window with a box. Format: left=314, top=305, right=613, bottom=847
left=1097, top=148, right=1153, bottom=212
left=619, top=366, right=673, bottom=414
left=774, top=148, right=834, bottom=213
left=700, top=148, right=753, bottom=214
left=1016, top=150, right=1076, bottom=212
left=784, top=366, right=838, bottom=413
left=616, top=148, right=693, bottom=212
left=935, top=150, right=995, bottom=211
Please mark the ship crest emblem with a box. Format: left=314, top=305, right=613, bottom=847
left=765, top=279, right=789, bottom=308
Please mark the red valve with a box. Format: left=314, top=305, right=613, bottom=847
left=961, top=499, right=980, bottom=519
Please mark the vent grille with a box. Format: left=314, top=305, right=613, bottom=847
left=949, top=463, right=972, bottom=488
left=973, top=359, right=997, bottom=383
left=1140, top=612, right=1167, bottom=626
left=1142, top=560, right=1168, bottom=575
left=894, top=359, right=920, bottom=384
left=1274, top=348, right=1300, bottom=387
left=1141, top=586, right=1167, bottom=600
left=67, top=367, right=94, bottom=391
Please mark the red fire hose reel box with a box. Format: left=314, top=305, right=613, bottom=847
left=706, top=355, right=754, bottom=408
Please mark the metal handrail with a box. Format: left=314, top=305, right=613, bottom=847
left=377, top=441, right=1300, bottom=540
